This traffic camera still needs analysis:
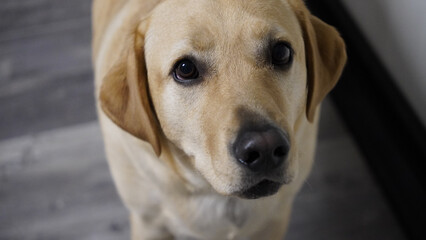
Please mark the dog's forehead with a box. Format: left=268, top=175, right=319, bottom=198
left=145, top=0, right=302, bottom=61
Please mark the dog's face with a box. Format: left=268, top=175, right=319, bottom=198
left=100, top=0, right=346, bottom=199
left=145, top=0, right=307, bottom=198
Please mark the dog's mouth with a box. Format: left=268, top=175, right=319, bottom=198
left=238, top=180, right=283, bottom=199
left=232, top=166, right=292, bottom=199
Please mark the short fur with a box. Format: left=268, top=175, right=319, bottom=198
left=92, top=0, right=346, bottom=239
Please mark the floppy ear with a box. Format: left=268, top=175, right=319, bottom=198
left=99, top=28, right=162, bottom=155
left=293, top=4, right=347, bottom=122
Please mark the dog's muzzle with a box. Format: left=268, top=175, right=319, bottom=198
left=232, top=125, right=290, bottom=199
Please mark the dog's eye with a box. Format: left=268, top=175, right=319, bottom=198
left=271, top=42, right=293, bottom=67
left=173, top=59, right=199, bottom=83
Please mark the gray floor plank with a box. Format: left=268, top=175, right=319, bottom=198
left=0, top=1, right=94, bottom=140
left=288, top=136, right=405, bottom=240
left=0, top=0, right=91, bottom=42
left=0, top=122, right=129, bottom=240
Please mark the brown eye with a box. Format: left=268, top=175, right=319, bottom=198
left=173, top=59, right=199, bottom=83
left=271, top=42, right=293, bottom=67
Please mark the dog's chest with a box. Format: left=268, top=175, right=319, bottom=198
left=164, top=194, right=257, bottom=239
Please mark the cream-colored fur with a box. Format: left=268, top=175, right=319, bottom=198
left=92, top=0, right=346, bottom=239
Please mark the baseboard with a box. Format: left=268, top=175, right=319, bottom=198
left=305, top=1, right=426, bottom=239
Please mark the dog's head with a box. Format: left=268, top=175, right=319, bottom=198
left=100, top=0, right=346, bottom=199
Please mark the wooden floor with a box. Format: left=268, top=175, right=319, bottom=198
left=0, top=1, right=407, bottom=240
left=0, top=0, right=95, bottom=140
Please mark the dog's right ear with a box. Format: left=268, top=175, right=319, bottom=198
left=99, top=26, right=162, bottom=155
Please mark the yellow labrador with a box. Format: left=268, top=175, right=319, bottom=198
left=92, top=0, right=346, bottom=239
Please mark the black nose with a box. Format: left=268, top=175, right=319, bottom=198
left=233, top=126, right=290, bottom=173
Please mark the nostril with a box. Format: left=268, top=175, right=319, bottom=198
left=273, top=145, right=287, bottom=158
left=246, top=150, right=261, bottom=164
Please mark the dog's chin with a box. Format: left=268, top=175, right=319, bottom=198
left=237, top=180, right=283, bottom=199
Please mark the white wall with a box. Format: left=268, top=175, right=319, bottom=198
left=341, top=0, right=426, bottom=127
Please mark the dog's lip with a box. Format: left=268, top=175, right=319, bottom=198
left=237, top=179, right=283, bottom=199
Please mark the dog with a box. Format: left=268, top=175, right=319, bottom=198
left=92, top=0, right=346, bottom=239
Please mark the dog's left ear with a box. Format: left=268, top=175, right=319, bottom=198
left=292, top=4, right=347, bottom=122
